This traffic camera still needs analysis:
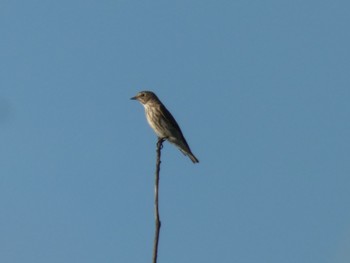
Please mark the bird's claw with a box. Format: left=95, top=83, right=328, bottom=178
left=157, top=137, right=166, bottom=149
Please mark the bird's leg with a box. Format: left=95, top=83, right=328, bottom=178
left=157, top=137, right=166, bottom=149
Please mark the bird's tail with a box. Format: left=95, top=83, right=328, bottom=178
left=178, top=147, right=199, bottom=163
left=188, top=153, right=199, bottom=163
left=170, top=138, right=199, bottom=164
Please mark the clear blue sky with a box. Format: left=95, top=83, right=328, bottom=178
left=1, top=1, right=349, bottom=262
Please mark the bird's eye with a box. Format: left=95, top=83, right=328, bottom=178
left=140, top=93, right=145, bottom=97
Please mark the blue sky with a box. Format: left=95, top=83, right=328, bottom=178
left=1, top=1, right=349, bottom=262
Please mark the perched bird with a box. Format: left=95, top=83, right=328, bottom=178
left=131, top=91, right=199, bottom=163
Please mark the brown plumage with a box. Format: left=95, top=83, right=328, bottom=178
left=131, top=91, right=199, bottom=163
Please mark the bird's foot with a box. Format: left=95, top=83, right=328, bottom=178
left=157, top=137, right=166, bottom=149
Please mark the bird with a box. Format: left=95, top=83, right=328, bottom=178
left=131, top=91, right=199, bottom=163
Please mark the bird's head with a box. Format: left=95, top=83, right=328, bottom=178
left=130, top=91, right=159, bottom=105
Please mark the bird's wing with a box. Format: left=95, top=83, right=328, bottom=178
left=159, top=104, right=182, bottom=131
left=159, top=103, right=191, bottom=149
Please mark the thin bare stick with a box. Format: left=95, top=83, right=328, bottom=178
left=153, top=138, right=164, bottom=263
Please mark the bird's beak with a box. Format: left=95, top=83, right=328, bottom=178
left=130, top=96, right=138, bottom=100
